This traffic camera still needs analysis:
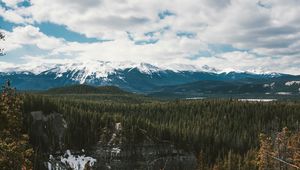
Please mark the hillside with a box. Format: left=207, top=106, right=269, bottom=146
left=46, top=84, right=128, bottom=94
left=149, top=77, right=300, bottom=99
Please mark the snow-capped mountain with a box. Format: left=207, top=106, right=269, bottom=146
left=0, top=61, right=221, bottom=78
left=0, top=60, right=298, bottom=93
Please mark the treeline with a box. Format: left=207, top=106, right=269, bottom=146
left=45, top=84, right=128, bottom=95
left=22, top=94, right=300, bottom=169
left=42, top=84, right=154, bottom=104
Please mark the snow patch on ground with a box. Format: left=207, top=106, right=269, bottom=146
left=185, top=97, right=205, bottom=100
left=285, top=81, right=300, bottom=86
left=47, top=150, right=96, bottom=170
left=264, top=82, right=275, bottom=89
left=238, top=99, right=277, bottom=102
left=111, top=147, right=121, bottom=156
left=276, top=92, right=292, bottom=95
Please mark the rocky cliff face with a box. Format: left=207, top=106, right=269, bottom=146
left=29, top=111, right=67, bottom=152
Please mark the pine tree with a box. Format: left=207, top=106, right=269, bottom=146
left=274, top=127, right=291, bottom=170
left=0, top=81, right=33, bottom=169
left=289, top=132, right=300, bottom=167
left=257, top=133, right=274, bottom=170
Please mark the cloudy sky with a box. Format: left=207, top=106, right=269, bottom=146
left=0, top=0, right=300, bottom=74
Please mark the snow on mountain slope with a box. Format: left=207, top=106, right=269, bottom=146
left=1, top=60, right=217, bottom=77
left=1, top=60, right=284, bottom=75
left=41, top=61, right=132, bottom=84
left=161, top=63, right=219, bottom=73
left=129, top=62, right=163, bottom=74
left=0, top=60, right=285, bottom=85
left=1, top=60, right=298, bottom=93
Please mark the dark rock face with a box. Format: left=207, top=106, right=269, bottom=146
left=29, top=111, right=67, bottom=152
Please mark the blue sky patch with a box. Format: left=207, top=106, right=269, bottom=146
left=188, top=44, right=247, bottom=60
left=158, top=10, right=176, bottom=20
left=134, top=39, right=159, bottom=45
left=0, top=2, right=11, bottom=10
left=127, top=31, right=159, bottom=45
left=188, top=51, right=212, bottom=60
left=144, top=31, right=155, bottom=37
left=0, top=17, right=17, bottom=31
left=0, top=45, right=49, bottom=64
left=176, top=31, right=196, bottom=39
left=208, top=44, right=247, bottom=54
left=37, top=22, right=110, bottom=43
left=17, top=0, right=31, bottom=8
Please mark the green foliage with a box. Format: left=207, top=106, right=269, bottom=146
left=22, top=93, right=300, bottom=169
left=45, top=84, right=129, bottom=95
left=0, top=81, right=33, bottom=169
left=211, top=149, right=257, bottom=170
left=258, top=128, right=300, bottom=170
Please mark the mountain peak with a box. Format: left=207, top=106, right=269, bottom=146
left=0, top=60, right=285, bottom=77
left=133, top=63, right=162, bottom=74
left=0, top=60, right=295, bottom=92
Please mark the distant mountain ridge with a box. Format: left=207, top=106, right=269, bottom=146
left=0, top=60, right=283, bottom=77
left=0, top=61, right=298, bottom=95
left=149, top=77, right=300, bottom=98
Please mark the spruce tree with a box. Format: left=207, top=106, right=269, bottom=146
left=0, top=81, right=33, bottom=169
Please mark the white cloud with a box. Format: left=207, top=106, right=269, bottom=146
left=0, top=8, right=25, bottom=23
left=1, top=0, right=300, bottom=74
left=0, top=61, right=16, bottom=72
left=0, top=24, right=206, bottom=65
left=194, top=51, right=300, bottom=75
left=2, top=0, right=23, bottom=8
left=2, top=25, right=64, bottom=51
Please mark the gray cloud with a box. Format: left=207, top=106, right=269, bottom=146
left=1, top=0, right=300, bottom=74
